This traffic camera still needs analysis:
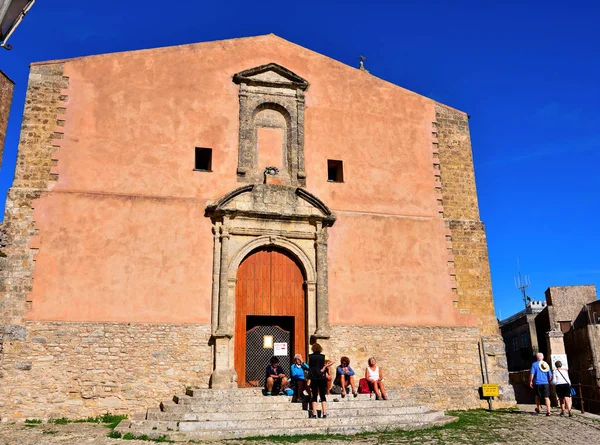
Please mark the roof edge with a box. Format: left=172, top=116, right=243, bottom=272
left=29, top=33, right=277, bottom=66
left=29, top=33, right=470, bottom=115
left=434, top=101, right=468, bottom=116
left=0, top=69, right=15, bottom=84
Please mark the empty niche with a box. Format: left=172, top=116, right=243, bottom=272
left=195, top=147, right=212, bottom=171
left=254, top=107, right=288, bottom=172
left=327, top=160, right=344, bottom=182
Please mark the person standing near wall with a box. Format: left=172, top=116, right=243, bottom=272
left=529, top=353, right=553, bottom=416
left=553, top=361, right=573, bottom=417
left=308, top=343, right=333, bottom=418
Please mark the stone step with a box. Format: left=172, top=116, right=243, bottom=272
left=185, top=387, right=402, bottom=400
left=178, top=416, right=455, bottom=441
left=165, top=398, right=416, bottom=413
left=171, top=393, right=409, bottom=408
left=117, top=387, right=455, bottom=441
left=127, top=410, right=443, bottom=433
left=117, top=414, right=456, bottom=441
left=147, top=404, right=429, bottom=421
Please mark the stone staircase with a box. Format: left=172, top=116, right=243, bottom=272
left=115, top=388, right=456, bottom=441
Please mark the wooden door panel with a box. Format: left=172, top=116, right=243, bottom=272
left=235, top=248, right=306, bottom=387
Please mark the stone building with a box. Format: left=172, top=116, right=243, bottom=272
left=500, top=285, right=600, bottom=412
left=498, top=300, right=547, bottom=372
left=0, top=69, right=14, bottom=258
left=0, top=34, right=514, bottom=419
left=0, top=70, right=14, bottom=167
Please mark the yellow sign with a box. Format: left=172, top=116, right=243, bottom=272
left=482, top=384, right=499, bottom=397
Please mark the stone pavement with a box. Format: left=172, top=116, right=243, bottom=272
left=0, top=405, right=599, bottom=445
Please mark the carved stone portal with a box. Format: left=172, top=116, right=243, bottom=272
left=205, top=185, right=335, bottom=388
left=233, top=63, right=308, bottom=187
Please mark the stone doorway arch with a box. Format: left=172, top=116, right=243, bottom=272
left=205, top=184, right=334, bottom=388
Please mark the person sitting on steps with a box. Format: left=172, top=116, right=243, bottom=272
left=290, top=353, right=311, bottom=401
left=325, top=364, right=333, bottom=395
left=265, top=356, right=288, bottom=396
left=335, top=356, right=358, bottom=398
left=365, top=357, right=388, bottom=400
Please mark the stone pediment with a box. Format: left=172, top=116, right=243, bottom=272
left=233, top=63, right=309, bottom=91
left=205, top=185, right=334, bottom=226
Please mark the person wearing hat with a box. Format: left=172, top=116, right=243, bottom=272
left=529, top=352, right=553, bottom=416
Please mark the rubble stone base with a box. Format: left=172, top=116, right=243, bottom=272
left=0, top=321, right=211, bottom=420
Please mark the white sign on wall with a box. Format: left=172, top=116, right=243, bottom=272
left=551, top=354, right=568, bottom=370
left=274, top=342, right=288, bottom=356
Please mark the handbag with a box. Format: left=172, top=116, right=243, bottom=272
left=358, top=378, right=371, bottom=394
left=570, top=386, right=576, bottom=397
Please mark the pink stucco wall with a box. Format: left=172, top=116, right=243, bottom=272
left=26, top=35, right=471, bottom=327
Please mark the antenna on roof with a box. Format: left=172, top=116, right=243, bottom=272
left=358, top=55, right=368, bottom=72
left=514, top=258, right=531, bottom=310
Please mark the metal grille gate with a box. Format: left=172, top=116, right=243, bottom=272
left=245, top=325, right=291, bottom=387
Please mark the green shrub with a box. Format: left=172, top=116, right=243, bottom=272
left=24, top=419, right=42, bottom=424
left=49, top=417, right=70, bottom=425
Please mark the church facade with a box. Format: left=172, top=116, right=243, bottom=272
left=0, top=34, right=514, bottom=418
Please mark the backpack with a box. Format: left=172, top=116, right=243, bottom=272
left=358, top=378, right=371, bottom=394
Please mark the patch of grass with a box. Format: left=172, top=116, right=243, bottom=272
left=100, top=413, right=128, bottom=429
left=48, top=417, right=70, bottom=424
left=112, top=432, right=173, bottom=442
left=24, top=419, right=42, bottom=424
left=43, top=430, right=58, bottom=435
left=38, top=413, right=128, bottom=430
left=107, top=430, right=122, bottom=439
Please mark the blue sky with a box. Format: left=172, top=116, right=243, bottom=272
left=1, top=0, right=598, bottom=319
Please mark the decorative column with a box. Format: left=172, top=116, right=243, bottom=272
left=295, top=88, right=306, bottom=186
left=210, top=223, right=221, bottom=335
left=313, top=223, right=330, bottom=339
left=236, top=83, right=253, bottom=177
left=211, top=216, right=237, bottom=388
left=216, top=220, right=232, bottom=336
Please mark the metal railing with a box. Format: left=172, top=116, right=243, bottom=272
left=570, top=382, right=600, bottom=414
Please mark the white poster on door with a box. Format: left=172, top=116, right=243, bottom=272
left=274, top=342, right=288, bottom=356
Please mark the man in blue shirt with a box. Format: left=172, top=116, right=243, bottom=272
left=529, top=352, right=553, bottom=416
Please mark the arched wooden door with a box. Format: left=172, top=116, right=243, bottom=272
left=235, top=247, right=306, bottom=387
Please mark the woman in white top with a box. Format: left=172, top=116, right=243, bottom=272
left=365, top=357, right=388, bottom=400
left=553, top=360, right=573, bottom=417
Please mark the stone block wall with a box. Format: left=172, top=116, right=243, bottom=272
left=0, top=64, right=67, bottom=410
left=329, top=325, right=486, bottom=409
left=545, top=285, right=597, bottom=325
left=0, top=63, right=67, bottom=326
left=434, top=103, right=515, bottom=405
left=0, top=322, right=211, bottom=420
left=0, top=70, right=14, bottom=169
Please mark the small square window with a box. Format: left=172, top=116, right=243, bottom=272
left=195, top=147, right=212, bottom=172
left=327, top=160, right=344, bottom=183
